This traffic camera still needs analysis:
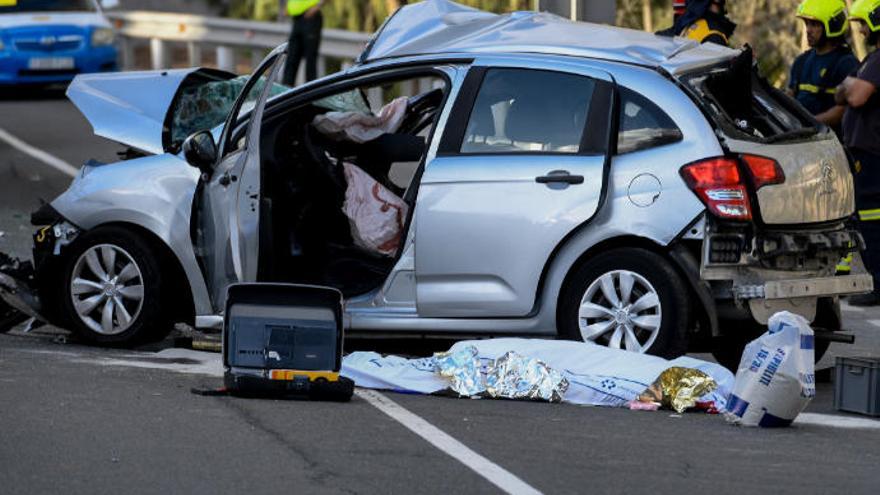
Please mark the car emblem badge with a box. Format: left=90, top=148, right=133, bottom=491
left=39, top=36, right=57, bottom=46
left=820, top=161, right=835, bottom=195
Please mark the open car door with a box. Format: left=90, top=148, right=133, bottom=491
left=193, top=46, right=289, bottom=311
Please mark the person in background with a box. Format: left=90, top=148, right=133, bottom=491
left=656, top=0, right=688, bottom=36
left=837, top=0, right=880, bottom=305
left=657, top=0, right=736, bottom=46
left=282, top=0, right=328, bottom=86
left=789, top=0, right=858, bottom=137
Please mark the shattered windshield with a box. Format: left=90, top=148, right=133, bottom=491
left=167, top=73, right=290, bottom=151
left=0, top=0, right=97, bottom=13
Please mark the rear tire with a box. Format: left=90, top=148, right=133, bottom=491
left=59, top=227, right=173, bottom=346
left=558, top=248, right=690, bottom=359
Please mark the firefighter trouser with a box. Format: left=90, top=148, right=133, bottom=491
left=851, top=149, right=880, bottom=291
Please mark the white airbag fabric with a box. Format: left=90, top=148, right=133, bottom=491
left=341, top=162, right=408, bottom=257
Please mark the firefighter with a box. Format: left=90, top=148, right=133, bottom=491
left=656, top=0, right=688, bottom=36
left=838, top=0, right=880, bottom=304
left=658, top=0, right=736, bottom=46
left=789, top=0, right=858, bottom=137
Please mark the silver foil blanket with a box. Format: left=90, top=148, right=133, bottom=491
left=433, top=346, right=486, bottom=397
left=432, top=346, right=569, bottom=402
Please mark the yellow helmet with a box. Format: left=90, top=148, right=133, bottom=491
left=797, top=0, right=849, bottom=37
left=849, top=0, right=880, bottom=32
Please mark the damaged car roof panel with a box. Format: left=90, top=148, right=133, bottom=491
left=359, top=0, right=738, bottom=74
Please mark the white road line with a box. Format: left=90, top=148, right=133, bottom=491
left=795, top=412, right=880, bottom=430
left=0, top=127, right=79, bottom=178
left=356, top=389, right=543, bottom=495
left=866, top=319, right=880, bottom=328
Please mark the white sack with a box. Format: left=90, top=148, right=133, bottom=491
left=312, top=96, right=408, bottom=143
left=341, top=162, right=408, bottom=257
left=342, top=338, right=734, bottom=409
left=725, top=311, right=816, bottom=427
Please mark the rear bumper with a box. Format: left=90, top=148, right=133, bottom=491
left=733, top=274, right=874, bottom=300
left=0, top=46, right=118, bottom=85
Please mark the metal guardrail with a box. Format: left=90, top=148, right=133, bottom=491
left=105, top=11, right=372, bottom=82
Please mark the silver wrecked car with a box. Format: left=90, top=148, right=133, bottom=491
left=0, top=1, right=871, bottom=368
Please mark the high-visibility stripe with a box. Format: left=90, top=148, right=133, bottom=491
left=797, top=83, right=837, bottom=95
left=837, top=252, right=853, bottom=273
left=681, top=19, right=729, bottom=44
left=859, top=208, right=880, bottom=221
left=799, top=83, right=821, bottom=93
left=288, top=0, right=320, bottom=16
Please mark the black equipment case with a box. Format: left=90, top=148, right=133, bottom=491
left=223, top=283, right=354, bottom=401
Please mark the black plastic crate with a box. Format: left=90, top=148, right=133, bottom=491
left=834, top=357, right=880, bottom=417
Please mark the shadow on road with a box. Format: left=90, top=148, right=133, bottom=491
left=0, top=85, right=68, bottom=101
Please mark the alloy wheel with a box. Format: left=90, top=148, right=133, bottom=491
left=577, top=270, right=662, bottom=352
left=69, top=244, right=145, bottom=335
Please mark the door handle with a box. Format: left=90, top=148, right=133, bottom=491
left=535, top=170, right=584, bottom=185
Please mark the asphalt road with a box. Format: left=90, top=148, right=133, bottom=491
left=1, top=95, right=880, bottom=495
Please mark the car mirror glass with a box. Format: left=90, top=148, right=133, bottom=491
left=182, top=131, right=217, bottom=175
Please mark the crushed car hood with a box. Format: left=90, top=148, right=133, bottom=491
left=67, top=68, right=238, bottom=155
left=359, top=0, right=737, bottom=74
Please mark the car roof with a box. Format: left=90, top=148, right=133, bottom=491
left=358, top=0, right=739, bottom=75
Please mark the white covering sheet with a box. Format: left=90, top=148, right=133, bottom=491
left=342, top=338, right=735, bottom=409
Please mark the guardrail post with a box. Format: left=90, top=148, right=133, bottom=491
left=317, top=55, right=327, bottom=78
left=187, top=42, right=203, bottom=67
left=216, top=46, right=236, bottom=73
left=250, top=49, right=263, bottom=71
left=118, top=37, right=135, bottom=71
left=150, top=38, right=168, bottom=70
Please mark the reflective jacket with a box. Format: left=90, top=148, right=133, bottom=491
left=288, top=0, right=320, bottom=17
left=679, top=14, right=737, bottom=45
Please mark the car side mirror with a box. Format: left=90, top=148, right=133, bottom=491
left=183, top=131, right=217, bottom=174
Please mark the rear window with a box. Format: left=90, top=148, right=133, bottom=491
left=0, top=0, right=97, bottom=13
left=683, top=49, right=818, bottom=142
left=618, top=87, right=682, bottom=154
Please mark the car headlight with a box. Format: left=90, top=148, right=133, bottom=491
left=91, top=28, right=115, bottom=47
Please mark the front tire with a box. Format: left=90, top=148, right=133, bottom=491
left=60, top=227, right=172, bottom=346
left=558, top=248, right=690, bottom=359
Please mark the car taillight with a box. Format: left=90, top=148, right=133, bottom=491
left=740, top=154, right=785, bottom=190
left=680, top=158, right=751, bottom=220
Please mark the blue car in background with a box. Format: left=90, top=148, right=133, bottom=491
left=0, top=0, right=117, bottom=86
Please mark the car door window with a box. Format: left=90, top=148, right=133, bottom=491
left=460, top=68, right=597, bottom=154
left=617, top=87, right=682, bottom=154
left=221, top=54, right=290, bottom=156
